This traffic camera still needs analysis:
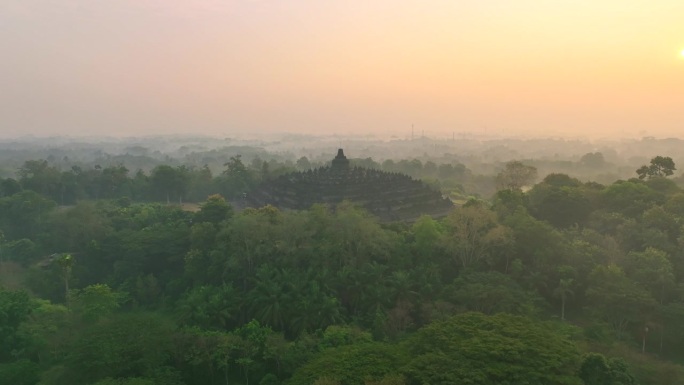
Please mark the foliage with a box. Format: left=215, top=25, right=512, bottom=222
left=496, top=161, right=538, bottom=191
left=0, top=288, right=35, bottom=361
left=3, top=152, right=684, bottom=384
left=404, top=312, right=582, bottom=385
left=0, top=359, right=40, bottom=385
left=579, top=353, right=637, bottom=385
left=288, top=342, right=406, bottom=385
left=636, top=156, right=676, bottom=180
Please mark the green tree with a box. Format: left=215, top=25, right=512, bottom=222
left=637, top=156, right=676, bottom=179
left=70, top=284, right=121, bottom=323
left=580, top=152, right=606, bottom=168
left=442, top=203, right=512, bottom=270
left=177, top=284, right=239, bottom=330
left=99, top=164, right=131, bottom=199
left=220, top=155, right=254, bottom=199
left=3, top=238, right=40, bottom=266
left=56, top=254, right=74, bottom=303
left=17, top=159, right=62, bottom=201
left=296, top=156, right=311, bottom=171
left=600, top=180, right=664, bottom=218
left=0, top=190, right=56, bottom=240
left=410, top=215, right=443, bottom=259
left=0, top=288, right=34, bottom=361
left=578, top=353, right=637, bottom=385
left=150, top=165, right=190, bottom=203
left=445, top=271, right=540, bottom=316
left=194, top=194, right=233, bottom=225
left=0, top=178, right=21, bottom=197
left=495, top=160, right=538, bottom=191
left=0, top=359, right=40, bottom=385
left=554, top=278, right=574, bottom=321
left=526, top=180, right=593, bottom=228
left=57, top=312, right=177, bottom=385
left=586, top=264, right=657, bottom=338
left=404, top=312, right=581, bottom=385
left=288, top=342, right=406, bottom=385
left=17, top=300, right=70, bottom=365
left=625, top=248, right=675, bottom=304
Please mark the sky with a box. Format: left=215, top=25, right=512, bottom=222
left=1, top=0, right=683, bottom=139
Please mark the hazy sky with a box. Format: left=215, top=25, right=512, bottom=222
left=1, top=0, right=683, bottom=139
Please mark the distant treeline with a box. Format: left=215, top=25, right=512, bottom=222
left=0, top=156, right=475, bottom=206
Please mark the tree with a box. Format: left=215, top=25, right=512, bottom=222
left=445, top=271, right=540, bottom=316
left=553, top=267, right=576, bottom=321
left=0, top=288, right=34, bottom=361
left=70, top=284, right=121, bottom=323
left=404, top=312, right=581, bottom=385
left=624, top=248, right=674, bottom=304
left=0, top=190, right=56, bottom=240
left=150, top=165, right=190, bottom=203
left=17, top=159, right=61, bottom=201
left=288, top=342, right=406, bottom=385
left=636, top=156, right=676, bottom=179
left=177, top=284, right=239, bottom=330
left=600, top=180, right=664, bottom=218
left=98, top=164, right=131, bottom=199
left=554, top=278, right=574, bottom=321
left=442, top=203, right=512, bottom=270
left=585, top=264, right=657, bottom=338
left=410, top=215, right=443, bottom=259
left=0, top=359, right=41, bottom=385
left=58, top=312, right=177, bottom=385
left=194, top=194, right=233, bottom=225
left=580, top=152, right=605, bottom=168
left=56, top=254, right=74, bottom=304
left=578, top=353, right=637, bottom=385
left=526, top=178, right=593, bottom=228
left=496, top=161, right=537, bottom=191
left=16, top=300, right=70, bottom=365
left=221, top=155, right=254, bottom=199
left=296, top=156, right=311, bottom=171
left=0, top=178, right=21, bottom=197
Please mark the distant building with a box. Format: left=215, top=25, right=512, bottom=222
left=246, top=149, right=453, bottom=221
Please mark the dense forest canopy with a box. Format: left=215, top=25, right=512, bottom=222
left=2, top=137, right=684, bottom=384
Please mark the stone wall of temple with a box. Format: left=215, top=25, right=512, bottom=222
left=247, top=150, right=453, bottom=221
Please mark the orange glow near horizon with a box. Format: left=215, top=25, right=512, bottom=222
left=1, top=0, right=683, bottom=139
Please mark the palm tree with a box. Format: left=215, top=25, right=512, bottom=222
left=56, top=253, right=74, bottom=304
left=553, top=278, right=574, bottom=321
left=248, top=267, right=293, bottom=332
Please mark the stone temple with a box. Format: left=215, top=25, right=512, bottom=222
left=246, top=149, right=453, bottom=221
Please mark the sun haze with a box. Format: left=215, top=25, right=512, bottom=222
left=1, top=0, right=683, bottom=139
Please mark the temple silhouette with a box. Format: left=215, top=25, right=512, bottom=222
left=246, top=149, right=453, bottom=221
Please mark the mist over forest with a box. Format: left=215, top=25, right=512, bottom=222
left=2, top=133, right=684, bottom=385
left=3, top=133, right=684, bottom=199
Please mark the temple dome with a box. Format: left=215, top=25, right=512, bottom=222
left=246, top=149, right=453, bottom=221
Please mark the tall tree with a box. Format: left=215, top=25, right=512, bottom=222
left=56, top=254, right=74, bottom=304
left=220, top=155, right=254, bottom=199
left=150, top=165, right=189, bottom=203
left=585, top=264, right=657, bottom=338
left=442, top=203, right=512, bottom=270
left=496, top=161, right=538, bottom=191
left=636, top=156, right=676, bottom=179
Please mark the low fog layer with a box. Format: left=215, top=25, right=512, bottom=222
left=1, top=134, right=683, bottom=200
